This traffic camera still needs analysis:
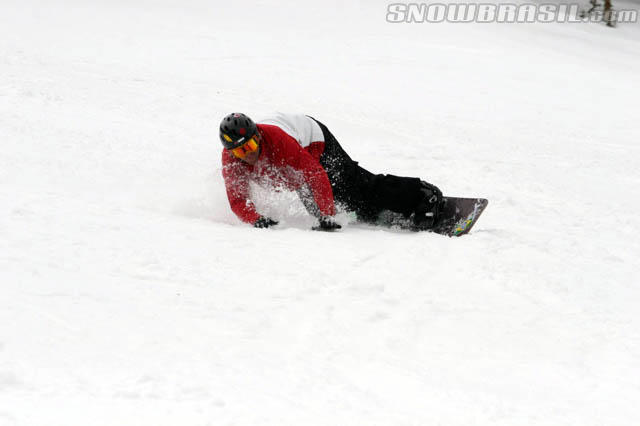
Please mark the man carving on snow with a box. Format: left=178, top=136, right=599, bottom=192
left=220, top=112, right=443, bottom=231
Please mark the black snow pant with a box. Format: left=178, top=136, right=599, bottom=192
left=310, top=117, right=427, bottom=224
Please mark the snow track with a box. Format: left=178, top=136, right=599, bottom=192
left=1, top=1, right=639, bottom=425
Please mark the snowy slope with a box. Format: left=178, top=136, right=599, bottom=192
left=1, top=1, right=640, bottom=425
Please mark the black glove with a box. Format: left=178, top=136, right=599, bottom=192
left=412, top=182, right=443, bottom=231
left=254, top=216, right=278, bottom=229
left=312, top=217, right=342, bottom=232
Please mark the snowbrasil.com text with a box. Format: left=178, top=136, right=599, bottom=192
left=385, top=3, right=638, bottom=23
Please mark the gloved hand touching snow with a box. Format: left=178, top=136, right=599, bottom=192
left=312, top=217, right=341, bottom=232
left=254, top=216, right=278, bottom=229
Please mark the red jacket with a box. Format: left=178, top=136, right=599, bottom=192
left=222, top=124, right=335, bottom=224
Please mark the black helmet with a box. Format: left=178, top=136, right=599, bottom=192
left=219, top=113, right=257, bottom=149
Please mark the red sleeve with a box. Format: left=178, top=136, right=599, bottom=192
left=293, top=150, right=336, bottom=217
left=221, top=150, right=261, bottom=224
left=270, top=133, right=336, bottom=217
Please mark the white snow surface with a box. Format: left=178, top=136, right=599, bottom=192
left=1, top=1, right=640, bottom=425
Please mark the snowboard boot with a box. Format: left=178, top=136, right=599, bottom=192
left=411, top=181, right=443, bottom=231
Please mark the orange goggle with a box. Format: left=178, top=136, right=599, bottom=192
left=231, top=136, right=259, bottom=159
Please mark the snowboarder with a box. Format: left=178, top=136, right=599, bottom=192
left=219, top=112, right=443, bottom=231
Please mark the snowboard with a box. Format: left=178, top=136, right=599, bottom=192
left=371, top=196, right=488, bottom=236
left=431, top=197, right=489, bottom=237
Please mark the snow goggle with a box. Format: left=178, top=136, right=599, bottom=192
left=231, top=136, right=259, bottom=159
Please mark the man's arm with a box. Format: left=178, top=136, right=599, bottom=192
left=283, top=141, right=336, bottom=218
left=221, top=152, right=262, bottom=224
